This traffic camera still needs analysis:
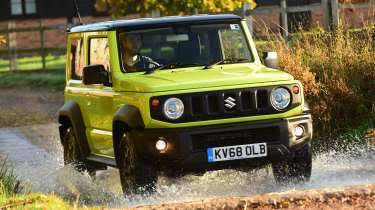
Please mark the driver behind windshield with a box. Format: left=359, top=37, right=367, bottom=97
left=121, top=33, right=160, bottom=72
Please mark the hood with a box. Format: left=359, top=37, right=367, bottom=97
left=114, top=63, right=294, bottom=92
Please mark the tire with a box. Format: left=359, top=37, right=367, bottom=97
left=117, top=132, right=157, bottom=195
left=62, top=127, right=96, bottom=176
left=272, top=144, right=312, bottom=184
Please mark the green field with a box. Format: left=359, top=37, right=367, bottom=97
left=0, top=55, right=66, bottom=90
left=0, top=54, right=66, bottom=72
left=0, top=71, right=65, bottom=90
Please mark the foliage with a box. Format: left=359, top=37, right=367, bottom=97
left=0, top=193, right=79, bottom=209
left=0, top=34, right=5, bottom=45
left=96, top=0, right=255, bottom=17
left=258, top=25, right=375, bottom=135
left=0, top=159, right=98, bottom=209
left=0, top=71, right=65, bottom=90
left=0, top=159, right=22, bottom=197
left=313, top=118, right=375, bottom=154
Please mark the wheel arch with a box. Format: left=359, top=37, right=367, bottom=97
left=58, top=101, right=91, bottom=158
left=112, top=104, right=145, bottom=165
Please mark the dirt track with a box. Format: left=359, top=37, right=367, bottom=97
left=1, top=87, right=375, bottom=209
left=0, top=87, right=63, bottom=127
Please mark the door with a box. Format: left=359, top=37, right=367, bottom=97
left=84, top=35, right=115, bottom=157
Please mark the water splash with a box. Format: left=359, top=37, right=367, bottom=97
left=2, top=127, right=375, bottom=208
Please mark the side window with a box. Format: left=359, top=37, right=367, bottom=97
left=70, top=38, right=84, bottom=80
left=219, top=26, right=250, bottom=60
left=89, top=37, right=110, bottom=71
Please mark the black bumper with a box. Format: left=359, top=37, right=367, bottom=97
left=130, top=114, right=312, bottom=174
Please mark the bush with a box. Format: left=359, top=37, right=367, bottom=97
left=259, top=26, right=375, bottom=135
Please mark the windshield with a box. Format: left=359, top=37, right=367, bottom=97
left=118, top=22, right=253, bottom=73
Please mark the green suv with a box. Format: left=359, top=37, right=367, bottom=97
left=58, top=14, right=313, bottom=194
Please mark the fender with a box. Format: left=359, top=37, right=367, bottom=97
left=303, top=101, right=311, bottom=114
left=58, top=101, right=91, bottom=157
left=112, top=105, right=145, bottom=164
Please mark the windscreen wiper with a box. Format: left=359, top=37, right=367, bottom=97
left=145, top=62, right=199, bottom=74
left=203, top=58, right=250, bottom=69
left=144, top=63, right=176, bottom=74
left=155, top=62, right=181, bottom=70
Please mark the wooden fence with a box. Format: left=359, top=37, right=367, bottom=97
left=0, top=21, right=66, bottom=71
left=244, top=0, right=375, bottom=38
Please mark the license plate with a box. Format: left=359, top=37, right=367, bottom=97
left=207, top=143, right=267, bottom=163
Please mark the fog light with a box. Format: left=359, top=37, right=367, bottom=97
left=294, top=125, right=305, bottom=137
left=155, top=138, right=167, bottom=151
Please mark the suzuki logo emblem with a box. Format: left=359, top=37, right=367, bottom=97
left=224, top=97, right=236, bottom=109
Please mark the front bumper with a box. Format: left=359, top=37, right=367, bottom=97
left=129, top=114, right=312, bottom=174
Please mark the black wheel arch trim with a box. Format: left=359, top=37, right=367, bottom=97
left=58, top=101, right=91, bottom=158
left=112, top=104, right=145, bottom=165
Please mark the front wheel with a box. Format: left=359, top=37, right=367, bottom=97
left=117, top=132, right=157, bottom=195
left=61, top=126, right=96, bottom=176
left=272, top=144, right=312, bottom=184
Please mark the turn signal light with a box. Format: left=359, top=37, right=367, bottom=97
left=151, top=98, right=161, bottom=107
left=292, top=85, right=300, bottom=94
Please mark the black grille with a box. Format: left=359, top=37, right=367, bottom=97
left=150, top=85, right=301, bottom=123
left=191, top=126, right=280, bottom=151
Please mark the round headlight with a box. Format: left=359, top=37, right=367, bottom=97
left=163, top=97, right=184, bottom=120
left=270, top=87, right=291, bottom=111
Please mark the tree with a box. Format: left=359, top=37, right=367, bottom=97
left=96, top=0, right=257, bottom=18
left=0, top=34, right=5, bottom=45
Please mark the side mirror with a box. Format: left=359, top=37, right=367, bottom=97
left=262, top=51, right=279, bottom=69
left=82, top=64, right=109, bottom=85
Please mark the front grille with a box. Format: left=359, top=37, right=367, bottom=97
left=150, top=85, right=301, bottom=123
left=191, top=126, right=280, bottom=151
left=189, top=90, right=259, bottom=115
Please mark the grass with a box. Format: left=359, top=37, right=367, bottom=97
left=0, top=54, right=66, bottom=72
left=0, top=70, right=65, bottom=90
left=0, top=159, right=22, bottom=198
left=256, top=24, right=375, bottom=135
left=0, top=193, right=73, bottom=210
left=313, top=117, right=375, bottom=154
left=0, top=158, right=69, bottom=209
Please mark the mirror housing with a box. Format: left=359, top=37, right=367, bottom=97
left=262, top=51, right=279, bottom=69
left=82, top=64, right=109, bottom=85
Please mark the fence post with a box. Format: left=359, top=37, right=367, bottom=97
left=280, top=0, right=288, bottom=39
left=331, top=0, right=340, bottom=30
left=242, top=3, right=250, bottom=18
left=248, top=16, right=254, bottom=36
left=194, top=8, right=199, bottom=15
left=39, top=19, right=46, bottom=71
left=150, top=9, right=160, bottom=18
left=322, top=0, right=331, bottom=31
left=7, top=21, right=17, bottom=72
left=242, top=3, right=253, bottom=35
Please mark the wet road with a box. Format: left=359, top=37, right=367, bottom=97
left=1, top=125, right=375, bottom=208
